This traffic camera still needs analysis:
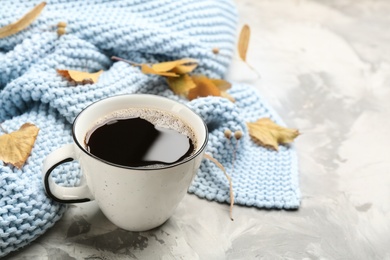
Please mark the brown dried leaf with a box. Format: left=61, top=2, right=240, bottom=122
left=210, top=79, right=232, bottom=91
left=247, top=118, right=299, bottom=151
left=238, top=24, right=250, bottom=62
left=57, top=69, right=103, bottom=84
left=187, top=75, right=234, bottom=102
left=0, top=123, right=39, bottom=169
left=187, top=75, right=221, bottom=100
left=166, top=74, right=196, bottom=95
left=0, top=2, right=46, bottom=39
left=171, top=63, right=198, bottom=74
left=141, top=64, right=179, bottom=77
left=212, top=79, right=235, bottom=102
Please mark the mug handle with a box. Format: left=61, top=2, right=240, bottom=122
left=42, top=143, right=93, bottom=203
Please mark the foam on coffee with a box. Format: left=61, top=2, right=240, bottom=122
left=98, top=108, right=197, bottom=150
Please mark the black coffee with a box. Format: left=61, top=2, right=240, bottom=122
left=85, top=109, right=195, bottom=167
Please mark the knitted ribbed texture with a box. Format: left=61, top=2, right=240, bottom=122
left=0, top=0, right=299, bottom=256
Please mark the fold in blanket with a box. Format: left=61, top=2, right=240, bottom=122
left=0, top=0, right=299, bottom=256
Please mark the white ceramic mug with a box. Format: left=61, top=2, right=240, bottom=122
left=42, top=94, right=208, bottom=231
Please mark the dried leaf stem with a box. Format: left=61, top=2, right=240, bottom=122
left=225, top=134, right=237, bottom=176
left=203, top=153, right=234, bottom=221
left=231, top=140, right=239, bottom=176
left=111, top=56, right=141, bottom=66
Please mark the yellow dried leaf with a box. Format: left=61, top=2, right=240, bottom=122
left=151, top=61, right=180, bottom=72
left=167, top=74, right=196, bottom=95
left=171, top=63, right=198, bottom=74
left=212, top=79, right=234, bottom=102
left=238, top=24, right=250, bottom=62
left=187, top=75, right=221, bottom=100
left=152, top=58, right=197, bottom=73
left=0, top=2, right=46, bottom=38
left=210, top=79, right=232, bottom=91
left=141, top=64, right=179, bottom=77
left=0, top=123, right=39, bottom=169
left=186, top=75, right=234, bottom=102
left=57, top=69, right=103, bottom=84
left=247, top=118, right=299, bottom=151
left=111, top=56, right=197, bottom=77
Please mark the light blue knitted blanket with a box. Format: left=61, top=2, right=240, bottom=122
left=0, top=0, right=300, bottom=256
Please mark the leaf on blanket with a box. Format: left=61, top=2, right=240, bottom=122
left=0, top=123, right=39, bottom=169
left=153, top=58, right=198, bottom=74
left=111, top=56, right=198, bottom=78
left=111, top=56, right=234, bottom=101
left=166, top=74, right=196, bottom=95
left=57, top=69, right=103, bottom=84
left=0, top=2, right=46, bottom=38
left=238, top=24, right=250, bottom=62
left=187, top=75, right=235, bottom=102
left=247, top=118, right=299, bottom=151
left=141, top=58, right=198, bottom=77
left=141, top=64, right=179, bottom=77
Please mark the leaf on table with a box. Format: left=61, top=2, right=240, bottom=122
left=0, top=2, right=46, bottom=38
left=57, top=69, right=103, bottom=84
left=0, top=123, right=39, bottom=169
left=166, top=74, right=196, bottom=95
left=238, top=24, right=250, bottom=62
left=247, top=118, right=299, bottom=151
left=187, top=75, right=235, bottom=102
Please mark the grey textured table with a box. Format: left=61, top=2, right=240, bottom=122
left=7, top=0, right=390, bottom=259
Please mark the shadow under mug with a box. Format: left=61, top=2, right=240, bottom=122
left=42, top=94, right=208, bottom=231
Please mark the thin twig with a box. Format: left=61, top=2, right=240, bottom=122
left=231, top=140, right=238, bottom=176
left=245, top=61, right=261, bottom=79
left=231, top=130, right=243, bottom=177
left=111, top=56, right=141, bottom=66
left=204, top=153, right=234, bottom=221
left=0, top=123, right=8, bottom=134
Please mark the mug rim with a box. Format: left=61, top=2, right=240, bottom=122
left=72, top=94, right=208, bottom=170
